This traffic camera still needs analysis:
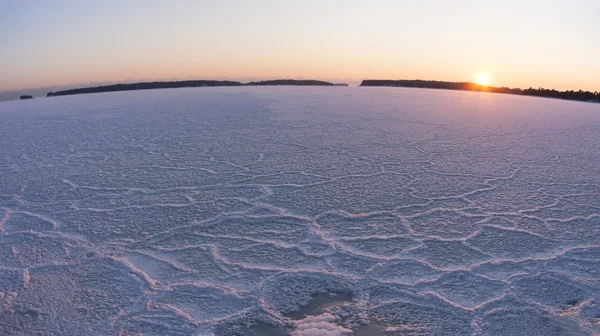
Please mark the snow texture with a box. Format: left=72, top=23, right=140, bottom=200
left=0, top=86, right=599, bottom=335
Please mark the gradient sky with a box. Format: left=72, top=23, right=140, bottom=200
left=1, top=0, right=599, bottom=91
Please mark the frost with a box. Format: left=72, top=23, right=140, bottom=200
left=0, top=87, right=599, bottom=335
left=292, top=313, right=352, bottom=336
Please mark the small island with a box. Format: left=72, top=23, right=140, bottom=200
left=20, top=95, right=34, bottom=100
left=361, top=79, right=600, bottom=103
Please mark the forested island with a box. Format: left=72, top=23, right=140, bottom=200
left=46, top=80, right=241, bottom=97
left=244, top=79, right=335, bottom=86
left=361, top=80, right=600, bottom=103
left=46, top=79, right=336, bottom=97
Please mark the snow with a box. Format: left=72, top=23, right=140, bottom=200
left=292, top=313, right=352, bottom=336
left=0, top=86, right=599, bottom=335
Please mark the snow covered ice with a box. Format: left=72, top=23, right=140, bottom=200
left=0, top=86, right=599, bottom=335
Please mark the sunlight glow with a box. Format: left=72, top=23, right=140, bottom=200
left=477, top=73, right=490, bottom=86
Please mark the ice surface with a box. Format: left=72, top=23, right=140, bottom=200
left=1, top=87, right=599, bottom=335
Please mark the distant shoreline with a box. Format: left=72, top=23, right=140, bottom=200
left=30, top=78, right=599, bottom=104
left=361, top=79, right=600, bottom=104
left=45, top=79, right=337, bottom=97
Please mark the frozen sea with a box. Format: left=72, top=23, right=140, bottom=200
left=0, top=87, right=599, bottom=335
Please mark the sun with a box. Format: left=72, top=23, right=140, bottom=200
left=477, top=73, right=490, bottom=86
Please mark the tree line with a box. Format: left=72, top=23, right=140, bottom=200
left=360, top=80, right=599, bottom=103
left=46, top=79, right=337, bottom=97
left=244, top=80, right=335, bottom=86
left=520, top=87, right=599, bottom=102
left=45, top=79, right=599, bottom=103
left=47, top=80, right=241, bottom=97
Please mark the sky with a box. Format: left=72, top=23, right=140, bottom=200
left=1, top=0, right=599, bottom=92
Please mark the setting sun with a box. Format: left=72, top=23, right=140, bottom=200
left=477, top=73, right=490, bottom=86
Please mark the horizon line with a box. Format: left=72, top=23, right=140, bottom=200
left=3, top=78, right=597, bottom=105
